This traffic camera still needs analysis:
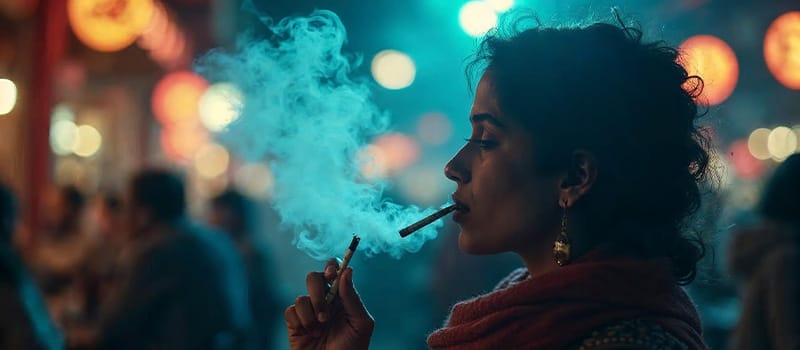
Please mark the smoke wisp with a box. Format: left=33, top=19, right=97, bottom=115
left=197, top=10, right=444, bottom=260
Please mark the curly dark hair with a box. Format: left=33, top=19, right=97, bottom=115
left=468, top=14, right=713, bottom=284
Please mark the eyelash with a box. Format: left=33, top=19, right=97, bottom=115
left=464, top=138, right=498, bottom=149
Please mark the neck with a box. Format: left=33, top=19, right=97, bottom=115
left=518, top=216, right=596, bottom=277
left=517, top=231, right=561, bottom=278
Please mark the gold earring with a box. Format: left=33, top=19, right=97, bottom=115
left=553, top=199, right=571, bottom=266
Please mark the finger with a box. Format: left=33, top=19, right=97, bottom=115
left=324, top=258, right=340, bottom=281
left=284, top=305, right=305, bottom=335
left=306, top=272, right=330, bottom=322
left=338, top=268, right=374, bottom=333
left=294, top=296, right=320, bottom=336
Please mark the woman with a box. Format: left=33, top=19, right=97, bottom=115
left=729, top=154, right=800, bottom=350
left=285, top=16, right=712, bottom=349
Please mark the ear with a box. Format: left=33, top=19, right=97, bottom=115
left=558, top=150, right=598, bottom=208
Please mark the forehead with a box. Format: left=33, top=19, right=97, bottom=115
left=472, top=73, right=499, bottom=113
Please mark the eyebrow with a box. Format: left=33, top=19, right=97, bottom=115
left=470, top=113, right=506, bottom=129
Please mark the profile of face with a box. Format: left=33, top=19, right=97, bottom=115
left=445, top=72, right=563, bottom=256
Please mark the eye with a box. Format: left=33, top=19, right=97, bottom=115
left=464, top=138, right=498, bottom=150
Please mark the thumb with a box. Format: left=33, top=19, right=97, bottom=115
left=338, top=267, right=373, bottom=330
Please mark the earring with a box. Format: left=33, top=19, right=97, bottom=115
left=553, top=199, right=571, bottom=266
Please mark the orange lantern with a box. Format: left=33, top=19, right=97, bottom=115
left=68, top=0, right=155, bottom=52
left=151, top=71, right=208, bottom=126
left=764, top=11, right=800, bottom=90
left=679, top=35, right=739, bottom=105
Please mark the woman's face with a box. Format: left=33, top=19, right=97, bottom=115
left=445, top=72, right=562, bottom=255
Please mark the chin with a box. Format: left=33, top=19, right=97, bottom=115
left=457, top=229, right=502, bottom=255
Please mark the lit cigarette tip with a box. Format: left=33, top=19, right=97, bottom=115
left=399, top=204, right=457, bottom=238
left=349, top=235, right=360, bottom=250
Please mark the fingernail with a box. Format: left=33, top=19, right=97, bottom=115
left=317, top=312, right=328, bottom=323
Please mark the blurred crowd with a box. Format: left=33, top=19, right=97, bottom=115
left=0, top=155, right=798, bottom=350
left=1, top=169, right=282, bottom=350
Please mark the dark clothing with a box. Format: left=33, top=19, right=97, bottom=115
left=0, top=244, right=64, bottom=350
left=97, top=220, right=252, bottom=350
left=729, top=225, right=800, bottom=350
left=237, top=238, right=281, bottom=349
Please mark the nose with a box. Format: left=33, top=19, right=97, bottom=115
left=444, top=145, right=471, bottom=184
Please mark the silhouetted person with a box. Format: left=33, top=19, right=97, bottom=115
left=209, top=189, right=281, bottom=349
left=96, top=170, right=252, bottom=350
left=729, top=154, right=800, bottom=350
left=0, top=183, right=64, bottom=349
left=29, top=185, right=93, bottom=332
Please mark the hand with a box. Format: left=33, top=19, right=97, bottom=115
left=285, top=259, right=374, bottom=350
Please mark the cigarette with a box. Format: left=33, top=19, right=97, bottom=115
left=399, top=204, right=457, bottom=238
left=324, top=235, right=360, bottom=304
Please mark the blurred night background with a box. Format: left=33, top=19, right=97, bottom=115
left=0, top=0, right=799, bottom=349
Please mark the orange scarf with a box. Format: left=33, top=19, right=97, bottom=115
left=427, top=248, right=707, bottom=349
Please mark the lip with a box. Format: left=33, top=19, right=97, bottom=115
left=451, top=195, right=470, bottom=223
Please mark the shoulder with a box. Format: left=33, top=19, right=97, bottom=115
left=493, top=267, right=529, bottom=291
left=573, top=319, right=688, bottom=350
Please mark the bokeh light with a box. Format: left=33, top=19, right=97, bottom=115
left=764, top=11, right=800, bottom=89
left=50, top=120, right=79, bottom=155
left=68, top=0, right=155, bottom=52
left=371, top=50, right=416, bottom=90
left=193, top=143, right=230, bottom=179
left=359, top=133, right=420, bottom=179
left=398, top=167, right=446, bottom=205
left=679, top=35, right=739, bottom=105
left=73, top=125, right=102, bottom=157
left=794, top=125, right=800, bottom=151
left=199, top=82, right=244, bottom=132
left=486, top=0, right=514, bottom=12
left=459, top=1, right=498, bottom=37
left=767, top=126, right=798, bottom=161
left=0, top=78, right=17, bottom=115
left=417, top=112, right=453, bottom=145
left=747, top=128, right=772, bottom=160
left=51, top=103, right=75, bottom=121
left=152, top=71, right=208, bottom=126
left=233, top=163, right=275, bottom=200
left=729, top=140, right=765, bottom=179
left=160, top=125, right=209, bottom=162
left=192, top=171, right=228, bottom=199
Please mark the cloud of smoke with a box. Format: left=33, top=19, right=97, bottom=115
left=196, top=10, right=444, bottom=260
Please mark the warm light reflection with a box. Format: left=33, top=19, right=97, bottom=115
left=359, top=133, right=420, bottom=179
left=152, top=71, right=208, bottom=126
left=193, top=143, right=230, bottom=179
left=160, top=126, right=209, bottom=162
left=679, top=35, right=739, bottom=105
left=68, top=0, right=155, bottom=52
left=73, top=125, right=102, bottom=157
left=764, top=11, right=800, bottom=89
